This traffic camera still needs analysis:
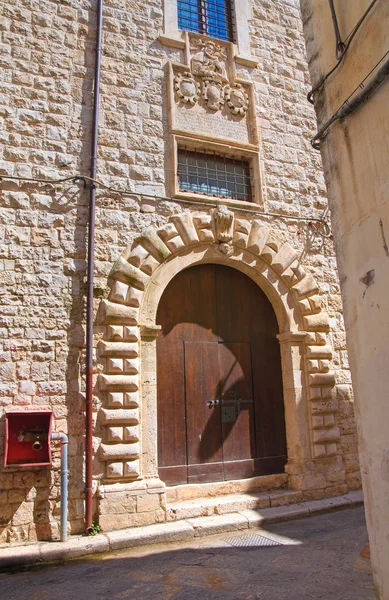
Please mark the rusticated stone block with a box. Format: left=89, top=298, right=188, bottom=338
left=137, top=226, right=171, bottom=261
left=124, top=460, right=140, bottom=478
left=109, top=256, right=149, bottom=290
left=313, top=427, right=341, bottom=444
left=107, top=358, right=124, bottom=374
left=123, top=358, right=139, bottom=374
left=157, top=222, right=180, bottom=242
left=100, top=442, right=140, bottom=460
left=309, top=372, right=336, bottom=387
left=261, top=235, right=281, bottom=263
left=107, top=427, right=123, bottom=442
left=107, top=325, right=124, bottom=341
left=106, top=462, right=124, bottom=478
left=140, top=254, right=160, bottom=275
left=98, top=341, right=138, bottom=357
left=109, top=280, right=129, bottom=304
left=101, top=408, right=139, bottom=424
left=310, top=398, right=339, bottom=414
left=98, top=300, right=139, bottom=325
left=304, top=312, right=330, bottom=332
left=126, top=244, right=149, bottom=268
left=171, top=213, right=199, bottom=244
left=272, top=242, right=297, bottom=274
left=313, top=444, right=326, bottom=458
left=282, top=261, right=306, bottom=287
left=247, top=222, right=268, bottom=255
left=99, top=374, right=139, bottom=391
left=326, top=443, right=337, bottom=456
left=292, top=273, right=319, bottom=299
left=123, top=426, right=139, bottom=442
left=306, top=345, right=332, bottom=359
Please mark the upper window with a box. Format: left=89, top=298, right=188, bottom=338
left=177, top=0, right=234, bottom=43
left=178, top=148, right=252, bottom=202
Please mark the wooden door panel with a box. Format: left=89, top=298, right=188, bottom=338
left=223, top=459, right=255, bottom=481
left=218, top=343, right=256, bottom=475
left=187, top=462, right=224, bottom=484
left=251, top=338, right=287, bottom=465
left=157, top=264, right=218, bottom=343
left=157, top=340, right=187, bottom=478
left=254, top=456, right=287, bottom=476
left=184, top=341, right=223, bottom=471
left=157, top=264, right=287, bottom=486
left=158, top=465, right=187, bottom=486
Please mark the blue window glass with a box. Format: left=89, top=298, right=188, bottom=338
left=177, top=0, right=234, bottom=43
left=178, top=149, right=252, bottom=202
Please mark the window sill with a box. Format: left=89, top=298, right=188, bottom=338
left=173, top=192, right=260, bottom=211
left=235, top=55, right=259, bottom=68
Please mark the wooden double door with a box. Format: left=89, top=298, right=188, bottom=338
left=156, top=264, right=287, bottom=485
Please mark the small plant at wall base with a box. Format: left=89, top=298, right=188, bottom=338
left=87, top=520, right=101, bottom=536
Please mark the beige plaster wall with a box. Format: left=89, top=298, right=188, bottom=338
left=0, top=0, right=359, bottom=543
left=299, top=1, right=389, bottom=597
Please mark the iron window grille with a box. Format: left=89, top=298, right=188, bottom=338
left=177, top=0, right=235, bottom=43
left=177, top=148, right=252, bottom=202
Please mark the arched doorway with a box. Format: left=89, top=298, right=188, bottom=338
left=156, top=263, right=287, bottom=486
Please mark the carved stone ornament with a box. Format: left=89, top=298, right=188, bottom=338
left=190, top=38, right=227, bottom=84
left=218, top=242, right=234, bottom=256
left=213, top=205, right=234, bottom=243
left=174, top=71, right=199, bottom=105
left=224, top=83, right=249, bottom=116
left=203, top=80, right=224, bottom=111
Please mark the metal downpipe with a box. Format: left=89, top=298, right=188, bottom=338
left=85, top=0, right=103, bottom=534
left=51, top=432, right=69, bottom=543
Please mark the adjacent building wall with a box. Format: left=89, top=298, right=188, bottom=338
left=0, top=0, right=359, bottom=543
left=299, top=1, right=389, bottom=597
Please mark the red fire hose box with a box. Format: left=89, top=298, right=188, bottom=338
left=4, top=410, right=53, bottom=467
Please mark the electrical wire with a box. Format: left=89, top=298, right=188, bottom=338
left=0, top=173, right=332, bottom=236
left=307, top=0, right=380, bottom=104
left=311, top=51, right=389, bottom=148
left=328, top=0, right=345, bottom=59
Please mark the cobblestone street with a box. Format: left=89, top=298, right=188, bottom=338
left=0, top=507, right=375, bottom=599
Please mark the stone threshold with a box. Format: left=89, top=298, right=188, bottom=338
left=165, top=488, right=302, bottom=521
left=165, top=473, right=288, bottom=503
left=0, top=490, right=363, bottom=571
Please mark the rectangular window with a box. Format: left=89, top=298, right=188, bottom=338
left=178, top=148, right=252, bottom=202
left=177, top=0, right=234, bottom=43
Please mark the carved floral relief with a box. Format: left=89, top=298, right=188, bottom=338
left=173, top=36, right=250, bottom=118
left=224, top=83, right=249, bottom=116
left=174, top=71, right=199, bottom=105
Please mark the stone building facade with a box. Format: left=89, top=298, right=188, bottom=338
left=0, top=0, right=360, bottom=543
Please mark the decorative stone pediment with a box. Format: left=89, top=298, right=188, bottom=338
left=97, top=209, right=339, bottom=482
left=168, top=34, right=257, bottom=146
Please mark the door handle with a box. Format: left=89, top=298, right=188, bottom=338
left=207, top=398, right=223, bottom=408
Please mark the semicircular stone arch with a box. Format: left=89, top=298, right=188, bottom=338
left=97, top=208, right=339, bottom=486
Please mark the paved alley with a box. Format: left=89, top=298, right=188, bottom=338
left=0, top=507, right=375, bottom=600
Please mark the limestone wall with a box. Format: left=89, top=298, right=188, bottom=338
left=0, top=0, right=359, bottom=543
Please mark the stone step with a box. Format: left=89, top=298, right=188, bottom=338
left=0, top=491, right=364, bottom=571
left=166, top=488, right=303, bottom=522
left=165, top=473, right=288, bottom=503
